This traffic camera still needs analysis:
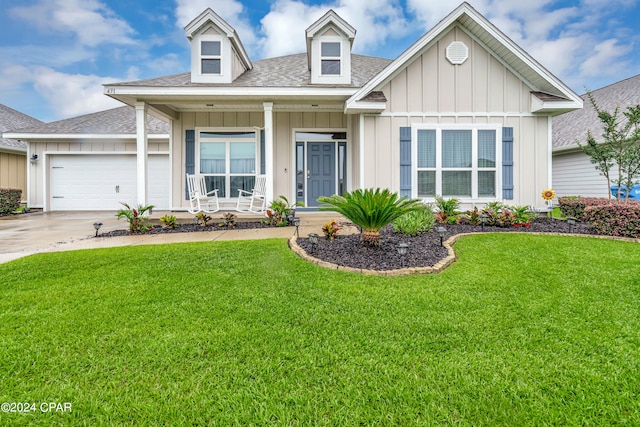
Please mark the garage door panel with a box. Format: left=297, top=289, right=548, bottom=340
left=50, top=155, right=169, bottom=211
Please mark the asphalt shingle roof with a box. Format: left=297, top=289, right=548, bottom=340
left=11, top=106, right=169, bottom=135
left=553, top=74, right=640, bottom=150
left=0, top=105, right=43, bottom=152
left=109, top=53, right=393, bottom=88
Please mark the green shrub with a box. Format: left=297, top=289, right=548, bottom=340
left=0, top=188, right=22, bottom=215
left=159, top=214, right=177, bottom=229
left=434, top=196, right=461, bottom=224
left=116, top=202, right=155, bottom=232
left=318, top=188, right=423, bottom=246
left=583, top=204, right=640, bottom=238
left=558, top=196, right=611, bottom=221
left=393, top=205, right=435, bottom=236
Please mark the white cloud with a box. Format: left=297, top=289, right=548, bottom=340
left=579, top=39, right=633, bottom=77
left=30, top=67, right=123, bottom=119
left=10, top=0, right=136, bottom=47
left=258, top=0, right=410, bottom=58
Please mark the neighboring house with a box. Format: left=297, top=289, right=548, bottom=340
left=16, top=2, right=583, bottom=212
left=552, top=74, right=640, bottom=198
left=0, top=104, right=44, bottom=201
left=4, top=106, right=170, bottom=210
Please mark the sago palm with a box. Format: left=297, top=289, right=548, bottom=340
left=318, top=188, right=423, bottom=246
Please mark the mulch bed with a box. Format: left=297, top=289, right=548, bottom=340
left=101, top=216, right=596, bottom=272
left=295, top=217, right=597, bottom=271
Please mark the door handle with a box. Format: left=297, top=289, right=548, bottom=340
left=307, top=169, right=310, bottom=179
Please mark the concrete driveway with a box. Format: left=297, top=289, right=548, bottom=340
left=0, top=210, right=343, bottom=264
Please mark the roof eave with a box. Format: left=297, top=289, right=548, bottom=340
left=344, top=100, right=386, bottom=114
left=531, top=98, right=583, bottom=116
left=2, top=133, right=170, bottom=141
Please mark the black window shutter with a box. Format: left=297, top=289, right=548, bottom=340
left=399, top=127, right=411, bottom=198
left=502, top=127, right=514, bottom=200
left=185, top=130, right=195, bottom=200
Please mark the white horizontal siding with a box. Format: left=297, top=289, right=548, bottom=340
left=552, top=151, right=618, bottom=198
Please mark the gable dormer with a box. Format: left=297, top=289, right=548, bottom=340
left=306, top=10, right=356, bottom=85
left=185, top=8, right=252, bottom=84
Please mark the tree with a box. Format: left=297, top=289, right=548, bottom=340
left=577, top=91, right=640, bottom=202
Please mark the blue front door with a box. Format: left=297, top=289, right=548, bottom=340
left=307, top=142, right=335, bottom=206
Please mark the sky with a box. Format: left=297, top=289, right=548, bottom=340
left=0, top=0, right=639, bottom=122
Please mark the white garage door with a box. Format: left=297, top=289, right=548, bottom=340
left=50, top=155, right=169, bottom=211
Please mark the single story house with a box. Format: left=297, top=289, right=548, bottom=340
left=552, top=74, right=640, bottom=198
left=4, top=106, right=170, bottom=210
left=0, top=104, right=44, bottom=201
left=12, top=2, right=583, bottom=212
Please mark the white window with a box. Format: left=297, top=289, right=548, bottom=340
left=320, top=42, right=341, bottom=75
left=413, top=125, right=501, bottom=200
left=197, top=131, right=257, bottom=198
left=201, top=40, right=221, bottom=74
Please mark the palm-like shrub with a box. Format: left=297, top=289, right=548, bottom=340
left=116, top=202, right=154, bottom=232
left=318, top=188, right=423, bottom=246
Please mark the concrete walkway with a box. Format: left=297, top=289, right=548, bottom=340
left=0, top=211, right=348, bottom=264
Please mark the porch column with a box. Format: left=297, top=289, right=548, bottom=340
left=135, top=102, right=148, bottom=206
left=263, top=102, right=274, bottom=203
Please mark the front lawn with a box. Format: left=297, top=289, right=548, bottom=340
left=1, top=235, right=639, bottom=425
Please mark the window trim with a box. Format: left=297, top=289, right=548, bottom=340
left=411, top=124, right=502, bottom=202
left=195, top=128, right=259, bottom=199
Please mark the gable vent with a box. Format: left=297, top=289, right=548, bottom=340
left=446, top=41, right=468, bottom=65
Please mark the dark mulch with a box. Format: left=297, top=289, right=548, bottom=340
left=100, top=220, right=277, bottom=238
left=101, top=217, right=596, bottom=272
left=296, top=217, right=597, bottom=271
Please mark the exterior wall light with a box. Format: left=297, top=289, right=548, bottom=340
left=30, top=154, right=38, bottom=164
left=93, top=222, right=103, bottom=237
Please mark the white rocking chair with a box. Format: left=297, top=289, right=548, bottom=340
left=186, top=173, right=220, bottom=214
left=236, top=175, right=267, bottom=213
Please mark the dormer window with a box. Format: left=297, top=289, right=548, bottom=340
left=306, top=10, right=355, bottom=85
left=321, top=42, right=341, bottom=75
left=185, top=8, right=252, bottom=84
left=201, top=40, right=221, bottom=74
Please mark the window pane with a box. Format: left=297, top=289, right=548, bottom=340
left=442, top=130, right=471, bottom=168
left=204, top=175, right=226, bottom=198
left=231, top=176, right=255, bottom=198
left=202, top=59, right=221, bottom=74
left=230, top=142, right=256, bottom=174
left=478, top=171, right=496, bottom=197
left=321, top=42, right=340, bottom=56
left=296, top=143, right=304, bottom=201
left=200, top=142, right=225, bottom=173
left=442, top=171, right=471, bottom=197
left=321, top=60, right=340, bottom=75
left=478, top=130, right=496, bottom=168
left=417, top=171, right=436, bottom=197
left=201, top=132, right=255, bottom=139
left=201, top=41, right=220, bottom=56
left=418, top=130, right=436, bottom=168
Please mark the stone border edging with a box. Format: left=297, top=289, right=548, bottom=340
left=288, top=232, right=640, bottom=276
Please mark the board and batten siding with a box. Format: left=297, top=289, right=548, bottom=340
left=361, top=24, right=552, bottom=208
left=552, top=150, right=616, bottom=198
left=173, top=110, right=348, bottom=210
left=0, top=152, right=27, bottom=200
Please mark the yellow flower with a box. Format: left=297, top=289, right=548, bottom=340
left=541, top=189, right=556, bottom=201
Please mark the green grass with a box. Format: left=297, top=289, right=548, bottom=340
left=1, top=235, right=639, bottom=425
